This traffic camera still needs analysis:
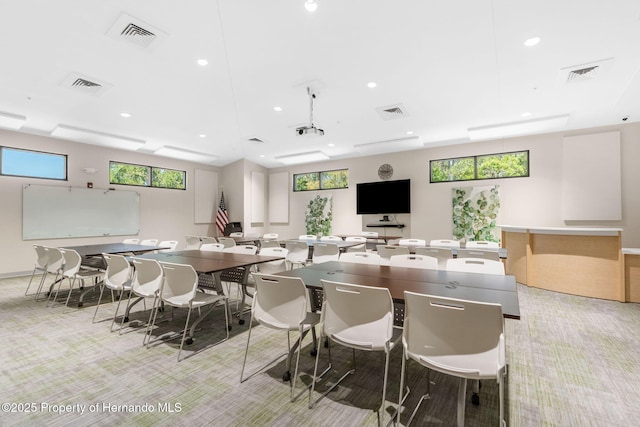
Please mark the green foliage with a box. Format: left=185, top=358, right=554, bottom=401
left=110, top=163, right=150, bottom=186
left=452, top=186, right=500, bottom=242
left=305, top=195, right=332, bottom=236
left=431, top=151, right=528, bottom=182
left=152, top=168, right=186, bottom=189
left=295, top=173, right=320, bottom=191
left=431, top=157, right=475, bottom=182
left=321, top=170, right=349, bottom=189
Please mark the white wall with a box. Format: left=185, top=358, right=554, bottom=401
left=0, top=130, right=220, bottom=276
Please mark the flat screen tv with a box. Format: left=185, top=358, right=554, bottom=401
left=356, top=179, right=411, bottom=214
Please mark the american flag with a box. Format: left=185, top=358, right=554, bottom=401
left=215, top=192, right=229, bottom=235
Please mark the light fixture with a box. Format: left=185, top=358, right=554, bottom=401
left=120, top=112, right=131, bottom=118
left=154, top=146, right=219, bottom=164
left=524, top=36, right=541, bottom=47
left=521, top=112, right=532, bottom=117
left=406, top=130, right=414, bottom=135
left=354, top=136, right=422, bottom=155
left=199, top=134, right=206, bottom=138
left=50, top=125, right=145, bottom=150
left=275, top=151, right=329, bottom=165
left=304, top=0, right=318, bottom=12
left=367, top=82, right=377, bottom=88
left=328, top=143, right=335, bottom=147
left=274, top=106, right=282, bottom=112
left=196, top=58, right=208, bottom=66
left=0, top=111, right=26, bottom=130
left=467, top=114, right=570, bottom=140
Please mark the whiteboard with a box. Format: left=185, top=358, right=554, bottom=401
left=23, top=184, right=140, bottom=240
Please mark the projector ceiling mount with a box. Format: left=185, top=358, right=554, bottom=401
left=296, top=86, right=324, bottom=136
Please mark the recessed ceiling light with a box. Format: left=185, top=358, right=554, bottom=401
left=367, top=82, right=377, bottom=88
left=406, top=130, right=414, bottom=135
left=274, top=106, right=282, bottom=112
left=120, top=112, right=131, bottom=118
left=259, top=154, right=265, bottom=158
left=521, top=112, right=532, bottom=117
left=197, top=58, right=208, bottom=66
left=524, top=36, right=541, bottom=47
left=304, top=0, right=318, bottom=12
left=328, top=143, right=335, bottom=147
left=199, top=134, right=207, bottom=138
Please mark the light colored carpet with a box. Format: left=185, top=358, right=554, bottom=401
left=1, top=274, right=639, bottom=426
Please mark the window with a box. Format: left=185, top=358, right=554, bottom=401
left=1, top=146, right=67, bottom=180
left=430, top=150, right=529, bottom=183
left=109, top=161, right=186, bottom=189
left=294, top=169, right=348, bottom=191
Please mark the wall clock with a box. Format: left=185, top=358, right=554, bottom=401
left=378, top=163, right=393, bottom=180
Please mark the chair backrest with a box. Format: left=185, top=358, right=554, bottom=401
left=398, top=238, right=426, bottom=247
left=139, top=239, right=157, bottom=246
left=59, top=249, right=82, bottom=278
left=33, top=245, right=48, bottom=269
left=403, top=291, right=504, bottom=369
left=285, top=241, right=309, bottom=264
left=429, top=239, right=460, bottom=248
left=456, top=249, right=500, bottom=261
left=130, top=258, right=163, bottom=298
left=339, top=252, right=381, bottom=265
left=345, top=236, right=367, bottom=243
left=376, top=245, right=410, bottom=265
left=44, top=247, right=64, bottom=274
left=466, top=240, right=500, bottom=249
left=123, top=238, right=140, bottom=245
left=262, top=233, right=279, bottom=239
left=260, top=239, right=281, bottom=248
left=414, top=247, right=453, bottom=269
left=320, top=235, right=342, bottom=241
left=360, top=231, right=379, bottom=238
left=389, top=254, right=438, bottom=270
left=252, top=274, right=309, bottom=329
left=298, top=234, right=317, bottom=241
left=446, top=258, right=505, bottom=275
left=159, top=262, right=198, bottom=303
left=184, top=235, right=202, bottom=250
left=256, top=247, right=289, bottom=274
left=158, top=240, right=179, bottom=252
left=200, top=243, right=226, bottom=252
left=229, top=232, right=244, bottom=237
left=217, top=236, right=236, bottom=248
left=102, top=253, right=131, bottom=290
left=344, top=236, right=367, bottom=253
left=200, top=236, right=218, bottom=246
left=312, top=243, right=340, bottom=264
left=224, top=245, right=258, bottom=255
left=321, top=280, right=394, bottom=351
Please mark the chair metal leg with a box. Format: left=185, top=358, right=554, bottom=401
left=457, top=377, right=467, bottom=427
left=177, top=305, right=194, bottom=362
left=92, top=283, right=107, bottom=323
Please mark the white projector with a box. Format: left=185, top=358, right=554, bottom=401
left=296, top=125, right=324, bottom=136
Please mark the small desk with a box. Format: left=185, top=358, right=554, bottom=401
left=279, top=261, right=520, bottom=320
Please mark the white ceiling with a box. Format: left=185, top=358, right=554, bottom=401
left=1, top=0, right=639, bottom=167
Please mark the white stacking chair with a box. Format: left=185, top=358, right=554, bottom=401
left=224, top=245, right=258, bottom=255
left=157, top=240, right=179, bottom=252
left=122, top=238, right=140, bottom=244
left=200, top=243, right=226, bottom=252
left=360, top=231, right=379, bottom=238
left=262, top=233, right=279, bottom=239
left=466, top=240, right=500, bottom=249
left=200, top=236, right=218, bottom=246
left=285, top=241, right=310, bottom=269
left=312, top=243, right=339, bottom=264
left=184, top=235, right=202, bottom=250
left=414, top=247, right=453, bottom=269
left=147, top=262, right=230, bottom=362
left=446, top=258, right=505, bottom=275
left=140, top=239, right=159, bottom=246
left=429, top=239, right=460, bottom=248
left=320, top=235, right=341, bottom=241
left=48, top=248, right=103, bottom=309
left=389, top=254, right=438, bottom=270
left=260, top=239, right=281, bottom=248
left=310, top=280, right=399, bottom=426
left=456, top=249, right=501, bottom=261
left=376, top=245, right=410, bottom=266
left=339, top=251, right=381, bottom=265
left=117, top=257, right=163, bottom=337
left=93, top=253, right=132, bottom=327
left=217, top=236, right=236, bottom=248
left=345, top=236, right=367, bottom=252
left=398, top=238, right=426, bottom=247
left=34, top=247, right=65, bottom=301
left=299, top=234, right=317, bottom=241
left=398, top=292, right=506, bottom=427
left=24, top=244, right=48, bottom=296
left=241, top=274, right=320, bottom=402
left=256, top=247, right=289, bottom=275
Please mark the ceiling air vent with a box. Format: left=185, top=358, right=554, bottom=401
left=375, top=103, right=408, bottom=120
left=60, top=73, right=111, bottom=96
left=106, top=13, right=167, bottom=50
left=567, top=66, right=599, bottom=82
left=248, top=137, right=264, bottom=144
left=560, top=58, right=613, bottom=84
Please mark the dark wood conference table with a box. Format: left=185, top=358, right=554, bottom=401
left=278, top=261, right=520, bottom=320
left=336, top=234, right=403, bottom=243
left=386, top=243, right=508, bottom=259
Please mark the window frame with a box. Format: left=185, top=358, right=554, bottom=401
left=293, top=168, right=349, bottom=192
left=109, top=161, right=186, bottom=190
left=0, top=146, right=68, bottom=181
left=430, top=150, right=529, bottom=183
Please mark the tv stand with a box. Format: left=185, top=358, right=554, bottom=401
left=366, top=223, right=405, bottom=229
